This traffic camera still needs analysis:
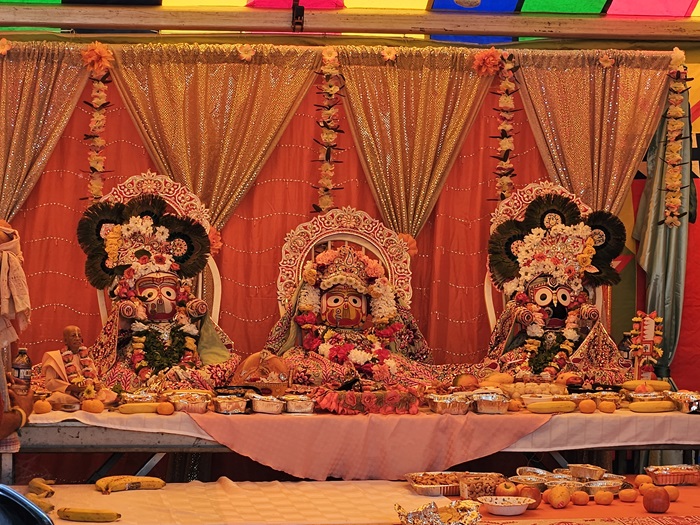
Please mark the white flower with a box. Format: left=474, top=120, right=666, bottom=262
left=527, top=323, right=544, bottom=338
left=348, top=349, right=373, bottom=365
left=563, top=328, right=580, bottom=342
left=318, top=343, right=331, bottom=358
left=384, top=358, right=397, bottom=375
left=131, top=321, right=148, bottom=332
left=180, top=323, right=199, bottom=336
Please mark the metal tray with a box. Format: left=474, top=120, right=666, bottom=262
left=405, top=471, right=463, bottom=496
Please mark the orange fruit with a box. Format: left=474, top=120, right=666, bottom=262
left=639, top=482, right=656, bottom=496
left=571, top=490, right=589, bottom=505
left=548, top=485, right=571, bottom=509
left=33, top=399, right=52, bottom=414
left=598, top=400, right=616, bottom=413
left=156, top=401, right=175, bottom=415
left=619, top=488, right=639, bottom=502
left=81, top=399, right=104, bottom=414
left=634, top=474, right=654, bottom=488
left=542, top=488, right=552, bottom=504
left=594, top=490, right=614, bottom=505
left=578, top=399, right=597, bottom=413
left=663, top=485, right=680, bottom=502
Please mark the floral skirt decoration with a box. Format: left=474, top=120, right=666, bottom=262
left=311, top=385, right=421, bottom=415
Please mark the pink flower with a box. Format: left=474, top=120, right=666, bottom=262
left=344, top=391, right=357, bottom=408
left=123, top=267, right=135, bottom=279
left=362, top=391, right=378, bottom=412
left=384, top=390, right=401, bottom=408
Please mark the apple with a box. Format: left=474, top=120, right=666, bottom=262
left=643, top=485, right=670, bottom=513
left=519, top=485, right=542, bottom=509
left=495, top=481, right=519, bottom=497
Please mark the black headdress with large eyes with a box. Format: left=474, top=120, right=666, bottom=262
left=488, top=190, right=625, bottom=291
left=77, top=195, right=210, bottom=289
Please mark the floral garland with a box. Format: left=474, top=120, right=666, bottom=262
left=81, top=42, right=114, bottom=201
left=313, top=47, right=345, bottom=213
left=473, top=47, right=519, bottom=200
left=629, top=310, right=664, bottom=376
left=662, top=47, right=691, bottom=228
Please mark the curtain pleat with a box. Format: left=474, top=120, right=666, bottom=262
left=0, top=42, right=88, bottom=220
left=339, top=46, right=493, bottom=237
left=514, top=49, right=671, bottom=214
left=111, top=43, right=321, bottom=229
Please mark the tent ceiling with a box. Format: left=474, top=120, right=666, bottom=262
left=0, top=1, right=698, bottom=41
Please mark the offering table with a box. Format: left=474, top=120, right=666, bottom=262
left=9, top=478, right=700, bottom=525
left=5, top=409, right=700, bottom=484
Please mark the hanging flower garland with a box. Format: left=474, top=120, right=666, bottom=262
left=312, top=46, right=345, bottom=213
left=81, top=41, right=114, bottom=201
left=661, top=47, right=691, bottom=228
left=473, top=47, right=520, bottom=200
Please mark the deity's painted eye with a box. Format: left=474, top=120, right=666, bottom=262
left=347, top=295, right=363, bottom=308
left=534, top=287, right=553, bottom=306
left=161, top=286, right=177, bottom=301
left=557, top=288, right=572, bottom=307
left=141, top=288, right=158, bottom=301
left=325, top=294, right=345, bottom=307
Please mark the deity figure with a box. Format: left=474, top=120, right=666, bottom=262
left=484, top=183, right=633, bottom=384
left=265, top=243, right=490, bottom=391
left=40, top=325, right=98, bottom=395
left=77, top=187, right=240, bottom=392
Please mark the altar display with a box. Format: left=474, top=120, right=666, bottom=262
left=264, top=207, right=493, bottom=414
left=73, top=172, right=240, bottom=392
left=485, top=182, right=633, bottom=385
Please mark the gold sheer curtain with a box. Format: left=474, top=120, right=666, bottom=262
left=111, top=43, right=320, bottom=229
left=513, top=49, right=671, bottom=214
left=338, top=46, right=493, bottom=237
left=0, top=42, right=88, bottom=220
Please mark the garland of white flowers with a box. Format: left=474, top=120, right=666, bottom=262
left=313, top=47, right=345, bottom=213
left=472, top=47, right=519, bottom=200
left=662, top=47, right=691, bottom=228
left=81, top=42, right=114, bottom=201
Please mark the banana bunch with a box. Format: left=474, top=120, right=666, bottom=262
left=27, top=477, right=56, bottom=498
left=95, top=475, right=166, bottom=494
left=26, top=492, right=55, bottom=514
left=57, top=508, right=121, bottom=523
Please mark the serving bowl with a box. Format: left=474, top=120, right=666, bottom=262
left=519, top=394, right=555, bottom=406
left=477, top=496, right=535, bottom=516
left=545, top=480, right=584, bottom=496
left=516, top=466, right=550, bottom=478
left=509, top=475, right=547, bottom=492
left=584, top=479, right=623, bottom=496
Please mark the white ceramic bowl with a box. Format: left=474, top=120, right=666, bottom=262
left=477, top=496, right=535, bottom=516
left=519, top=394, right=555, bottom=406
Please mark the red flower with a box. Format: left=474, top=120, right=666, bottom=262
left=139, top=255, right=150, bottom=264
left=374, top=347, right=390, bottom=363
left=344, top=391, right=357, bottom=408
left=303, top=333, right=321, bottom=351
left=123, top=267, right=135, bottom=279
left=154, top=254, right=166, bottom=265
left=362, top=391, right=378, bottom=412
left=170, top=262, right=180, bottom=272
left=515, top=292, right=529, bottom=304
left=329, top=343, right=352, bottom=363
left=295, top=312, right=317, bottom=326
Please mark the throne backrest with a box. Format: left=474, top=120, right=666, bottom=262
left=277, top=207, right=412, bottom=316
left=96, top=170, right=222, bottom=324
left=485, top=182, right=601, bottom=330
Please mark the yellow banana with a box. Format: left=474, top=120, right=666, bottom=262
left=621, top=379, right=672, bottom=392
left=26, top=492, right=55, bottom=513
left=117, top=402, right=160, bottom=414
left=57, top=508, right=121, bottom=522
left=95, top=475, right=130, bottom=493
left=28, top=477, right=56, bottom=497
left=628, top=400, right=676, bottom=413
left=102, top=475, right=166, bottom=494
left=526, top=400, right=577, bottom=414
